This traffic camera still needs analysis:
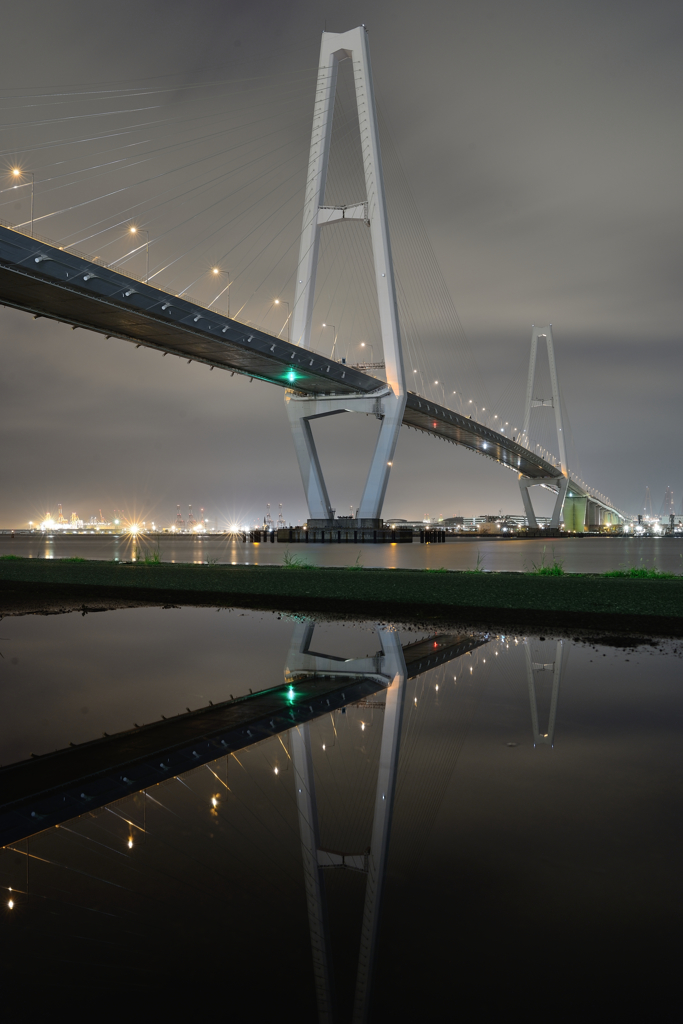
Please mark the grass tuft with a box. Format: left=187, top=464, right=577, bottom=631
left=0, top=554, right=23, bottom=561
left=282, top=549, right=317, bottom=569
left=603, top=565, right=677, bottom=579
left=345, top=551, right=364, bottom=571
left=61, top=556, right=87, bottom=563
left=529, top=546, right=565, bottom=576
left=462, top=551, right=486, bottom=574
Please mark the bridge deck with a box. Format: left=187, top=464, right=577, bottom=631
left=0, top=224, right=375, bottom=398
left=0, top=223, right=613, bottom=506
left=403, top=391, right=561, bottom=481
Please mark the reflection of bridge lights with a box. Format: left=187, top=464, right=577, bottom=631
left=128, top=838, right=133, bottom=849
left=8, top=899, right=14, bottom=909
left=361, top=722, right=365, bottom=731
left=211, top=796, right=218, bottom=807
left=274, top=767, right=279, bottom=775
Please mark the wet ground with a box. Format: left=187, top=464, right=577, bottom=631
left=0, top=603, right=680, bottom=1017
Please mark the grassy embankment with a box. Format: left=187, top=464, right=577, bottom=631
left=0, top=552, right=682, bottom=633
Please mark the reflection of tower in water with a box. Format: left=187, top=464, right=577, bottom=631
left=287, top=621, right=407, bottom=1023
left=524, top=639, right=566, bottom=747
left=285, top=623, right=489, bottom=1022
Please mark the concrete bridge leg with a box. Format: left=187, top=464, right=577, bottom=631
left=285, top=390, right=405, bottom=523
left=518, top=474, right=568, bottom=530
left=563, top=493, right=588, bottom=533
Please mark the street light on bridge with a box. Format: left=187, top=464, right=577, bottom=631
left=129, top=226, right=149, bottom=283
left=274, top=299, right=290, bottom=342
left=322, top=323, right=338, bottom=359
left=11, top=167, right=34, bottom=236
left=208, top=267, right=231, bottom=318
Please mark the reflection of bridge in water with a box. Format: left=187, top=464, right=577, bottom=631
left=0, top=26, right=623, bottom=532
left=0, top=609, right=566, bottom=1022
left=0, top=622, right=486, bottom=847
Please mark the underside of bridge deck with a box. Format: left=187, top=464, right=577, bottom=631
left=0, top=224, right=377, bottom=398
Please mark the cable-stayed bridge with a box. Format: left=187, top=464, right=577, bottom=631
left=0, top=26, right=623, bottom=531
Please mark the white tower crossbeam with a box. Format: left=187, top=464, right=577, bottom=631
left=287, top=27, right=406, bottom=523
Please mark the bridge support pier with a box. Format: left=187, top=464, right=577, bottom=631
left=285, top=389, right=405, bottom=522
left=518, top=474, right=568, bottom=530
left=563, top=493, right=588, bottom=533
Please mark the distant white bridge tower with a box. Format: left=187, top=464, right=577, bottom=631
left=518, top=325, right=569, bottom=529
left=286, top=26, right=406, bottom=525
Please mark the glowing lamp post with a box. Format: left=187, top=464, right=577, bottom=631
left=209, top=267, right=231, bottom=318
left=12, top=168, right=34, bottom=236
left=129, top=226, right=149, bottom=283
left=322, top=323, right=337, bottom=358
left=274, top=299, right=290, bottom=342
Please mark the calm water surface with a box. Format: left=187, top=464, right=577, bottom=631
left=0, top=604, right=680, bottom=1017
left=2, top=532, right=683, bottom=572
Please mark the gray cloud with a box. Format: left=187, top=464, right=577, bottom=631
left=0, top=0, right=680, bottom=525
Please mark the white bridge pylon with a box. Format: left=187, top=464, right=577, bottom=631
left=286, top=27, right=406, bottom=522
left=519, top=325, right=569, bottom=529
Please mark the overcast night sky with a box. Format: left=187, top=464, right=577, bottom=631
left=0, top=0, right=681, bottom=528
